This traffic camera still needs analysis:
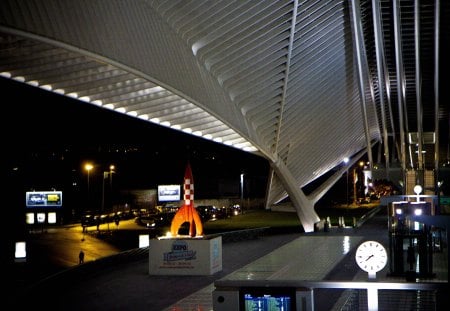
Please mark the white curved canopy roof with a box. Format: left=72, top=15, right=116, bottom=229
left=0, top=0, right=448, bottom=232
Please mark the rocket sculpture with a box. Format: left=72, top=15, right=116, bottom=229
left=170, top=162, right=204, bottom=237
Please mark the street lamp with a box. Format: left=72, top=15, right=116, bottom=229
left=240, top=173, right=244, bottom=213
left=85, top=163, right=94, bottom=211
left=109, top=165, right=115, bottom=194
left=102, top=165, right=115, bottom=213
left=343, top=157, right=349, bottom=206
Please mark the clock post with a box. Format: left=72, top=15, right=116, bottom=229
left=355, top=240, right=388, bottom=311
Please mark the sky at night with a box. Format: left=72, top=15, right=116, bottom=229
left=1, top=77, right=270, bottom=201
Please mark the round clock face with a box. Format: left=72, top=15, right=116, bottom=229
left=355, top=240, right=388, bottom=273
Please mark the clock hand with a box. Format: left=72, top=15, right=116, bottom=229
left=365, top=254, right=374, bottom=261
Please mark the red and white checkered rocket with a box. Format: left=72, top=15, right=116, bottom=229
left=170, top=162, right=203, bottom=237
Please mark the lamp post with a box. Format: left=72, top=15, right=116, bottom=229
left=85, top=163, right=93, bottom=212
left=102, top=165, right=115, bottom=214
left=240, top=173, right=244, bottom=213
left=343, top=158, right=349, bottom=206
left=109, top=165, right=115, bottom=197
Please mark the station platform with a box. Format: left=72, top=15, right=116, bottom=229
left=11, top=206, right=448, bottom=310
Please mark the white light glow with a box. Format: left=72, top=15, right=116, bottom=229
left=27, top=80, right=39, bottom=86
left=115, top=107, right=126, bottom=113
left=203, top=134, right=212, bottom=139
left=150, top=86, right=164, bottom=92
left=342, top=236, right=350, bottom=254
left=25, top=213, right=35, bottom=224
left=15, top=241, right=26, bottom=259
left=171, top=124, right=181, bottom=130
left=103, top=104, right=115, bottom=109
left=66, top=92, right=78, bottom=98
left=48, top=212, right=57, bottom=224
left=414, top=209, right=422, bottom=216
left=139, top=234, right=150, bottom=248
left=414, top=221, right=420, bottom=230
left=149, top=117, right=159, bottom=123
left=182, top=128, right=192, bottom=133
left=40, top=84, right=52, bottom=90
left=0, top=72, right=11, bottom=78
left=79, top=96, right=90, bottom=102
left=243, top=146, right=258, bottom=152
left=395, top=208, right=403, bottom=215
left=213, top=137, right=223, bottom=143
left=161, top=121, right=171, bottom=127
left=139, top=114, right=149, bottom=120
left=92, top=100, right=103, bottom=106
left=413, top=185, right=422, bottom=195
left=54, top=88, right=65, bottom=94
left=37, top=213, right=46, bottom=223
left=13, top=76, right=25, bottom=82
left=224, top=140, right=233, bottom=146
left=193, top=131, right=202, bottom=136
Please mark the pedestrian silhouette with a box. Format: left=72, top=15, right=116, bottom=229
left=79, top=250, right=85, bottom=264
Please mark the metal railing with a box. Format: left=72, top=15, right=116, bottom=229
left=213, top=279, right=449, bottom=311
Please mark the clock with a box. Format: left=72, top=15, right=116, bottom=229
left=355, top=240, right=387, bottom=275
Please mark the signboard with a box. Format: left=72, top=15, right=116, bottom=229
left=26, top=191, right=62, bottom=208
left=149, top=236, right=222, bottom=275
left=157, top=185, right=181, bottom=202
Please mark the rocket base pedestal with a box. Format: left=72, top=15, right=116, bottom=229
left=149, top=235, right=222, bottom=275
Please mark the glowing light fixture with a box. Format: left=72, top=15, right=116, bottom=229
left=13, top=76, right=25, bottom=82
left=15, top=241, right=27, bottom=260
left=40, top=84, right=52, bottom=91
left=413, top=185, right=422, bottom=195
left=27, top=80, right=39, bottom=86
left=414, top=185, right=422, bottom=202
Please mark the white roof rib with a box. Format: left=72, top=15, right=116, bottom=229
left=0, top=0, right=448, bottom=231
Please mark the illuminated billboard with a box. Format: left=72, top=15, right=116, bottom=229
left=26, top=191, right=63, bottom=208
left=158, top=185, right=181, bottom=202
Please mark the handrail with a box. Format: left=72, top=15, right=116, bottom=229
left=214, top=279, right=448, bottom=290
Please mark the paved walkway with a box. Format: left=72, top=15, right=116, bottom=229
left=10, top=206, right=448, bottom=310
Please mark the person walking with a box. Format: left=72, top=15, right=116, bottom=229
left=79, top=250, right=85, bottom=264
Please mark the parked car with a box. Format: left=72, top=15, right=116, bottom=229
left=229, top=204, right=242, bottom=216
left=135, top=215, right=157, bottom=228
left=197, top=205, right=226, bottom=221
left=153, top=211, right=176, bottom=227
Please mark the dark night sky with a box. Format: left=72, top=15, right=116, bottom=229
left=1, top=77, right=270, bottom=201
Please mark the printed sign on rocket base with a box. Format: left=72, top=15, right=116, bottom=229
left=149, top=236, right=222, bottom=275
